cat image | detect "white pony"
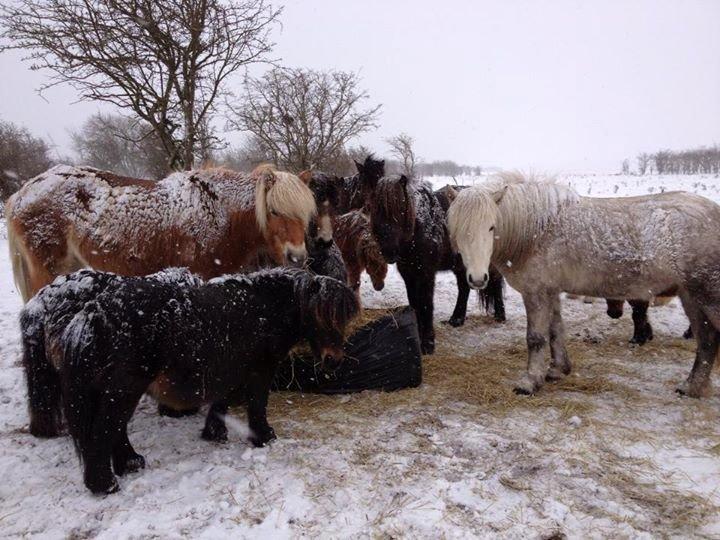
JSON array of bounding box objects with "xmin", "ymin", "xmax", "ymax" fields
[{"xmin": 448, "ymin": 172, "xmax": 720, "ymax": 397}]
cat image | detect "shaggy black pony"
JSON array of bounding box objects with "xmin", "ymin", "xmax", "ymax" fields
[
  {"xmin": 365, "ymin": 175, "xmax": 505, "ymax": 354},
  {"xmin": 20, "ymin": 267, "xmax": 358, "ymax": 494}
]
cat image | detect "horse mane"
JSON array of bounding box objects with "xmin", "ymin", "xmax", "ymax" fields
[
  {"xmin": 291, "ymin": 271, "xmax": 359, "ymax": 333},
  {"xmin": 253, "ymin": 164, "xmax": 316, "ymax": 232},
  {"xmin": 449, "ymin": 171, "xmax": 579, "ymax": 262},
  {"xmin": 356, "ymin": 154, "xmax": 385, "ymax": 181},
  {"xmin": 371, "ymin": 175, "xmax": 417, "ymax": 235}
]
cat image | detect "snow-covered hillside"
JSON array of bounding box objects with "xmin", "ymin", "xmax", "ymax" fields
[{"xmin": 1, "ymin": 174, "xmax": 719, "ymax": 538}]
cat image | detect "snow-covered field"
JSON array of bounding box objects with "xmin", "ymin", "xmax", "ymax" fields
[{"xmin": 1, "ymin": 174, "xmax": 719, "ymax": 538}]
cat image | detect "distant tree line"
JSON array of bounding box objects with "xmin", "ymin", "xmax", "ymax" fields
[{"xmin": 629, "ymin": 146, "xmax": 720, "ymax": 175}]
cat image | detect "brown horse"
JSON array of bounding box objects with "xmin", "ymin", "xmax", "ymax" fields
[
  {"xmin": 5, "ymin": 164, "xmax": 316, "ymax": 301},
  {"xmin": 333, "ymin": 209, "xmax": 388, "ymax": 303}
]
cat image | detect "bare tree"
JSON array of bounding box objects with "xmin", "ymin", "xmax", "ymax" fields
[
  {"xmin": 1, "ymin": 0, "xmax": 281, "ymax": 171},
  {"xmin": 621, "ymin": 158, "xmax": 630, "ymax": 175},
  {"xmin": 227, "ymin": 68, "xmax": 381, "ymax": 172},
  {"xmin": 72, "ymin": 113, "xmax": 169, "ymax": 180},
  {"xmin": 636, "ymin": 152, "xmax": 650, "ymax": 176},
  {"xmin": 386, "ymin": 133, "xmax": 417, "ymax": 176},
  {"xmin": 0, "ymin": 120, "xmax": 54, "ymax": 202}
]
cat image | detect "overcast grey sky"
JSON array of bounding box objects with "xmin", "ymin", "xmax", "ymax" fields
[{"xmin": 1, "ymin": 0, "xmax": 718, "ymax": 172}]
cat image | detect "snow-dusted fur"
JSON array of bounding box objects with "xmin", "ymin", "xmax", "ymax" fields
[
  {"xmin": 366, "ymin": 174, "xmax": 505, "ymax": 354},
  {"xmin": 448, "ymin": 172, "xmax": 720, "ymax": 396},
  {"xmin": 333, "ymin": 209, "xmax": 388, "ymax": 304},
  {"xmin": 5, "ymin": 164, "xmax": 316, "ymax": 301},
  {"xmin": 20, "ymin": 267, "xmax": 358, "ymax": 494}
]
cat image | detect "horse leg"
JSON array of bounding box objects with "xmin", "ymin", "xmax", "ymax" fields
[
  {"xmin": 112, "ymin": 424, "xmax": 145, "ymax": 476},
  {"xmin": 547, "ymin": 294, "xmax": 571, "ymax": 381},
  {"xmin": 83, "ymin": 386, "xmax": 144, "ymax": 494},
  {"xmin": 447, "ymin": 265, "xmax": 469, "ymax": 327},
  {"xmin": 246, "ymin": 367, "xmax": 276, "ymax": 447},
  {"xmin": 515, "ymin": 291, "xmax": 553, "ymax": 395},
  {"xmin": 606, "ymin": 299, "xmax": 624, "ymax": 319},
  {"xmin": 201, "ymin": 401, "xmax": 229, "ymax": 442},
  {"xmin": 415, "ymin": 273, "xmax": 437, "ymax": 354},
  {"xmin": 628, "ymin": 299, "xmax": 653, "ymax": 345},
  {"xmin": 488, "ymin": 267, "xmax": 506, "ymax": 322},
  {"xmin": 677, "ymin": 294, "xmax": 717, "ymax": 398},
  {"xmin": 398, "ymin": 262, "xmax": 434, "ymax": 354}
]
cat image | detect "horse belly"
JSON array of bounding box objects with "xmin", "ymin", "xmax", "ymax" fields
[{"xmin": 146, "ymin": 371, "xmax": 236, "ymax": 409}]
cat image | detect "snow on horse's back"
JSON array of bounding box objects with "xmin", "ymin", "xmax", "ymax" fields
[
  {"xmin": 4, "ymin": 164, "xmax": 316, "ymax": 301},
  {"xmin": 448, "ymin": 171, "xmax": 720, "ymax": 397}
]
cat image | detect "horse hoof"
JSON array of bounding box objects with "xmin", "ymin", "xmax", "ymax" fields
[
  {"xmin": 629, "ymin": 337, "xmax": 647, "ymax": 346},
  {"xmin": 115, "ymin": 453, "xmax": 146, "ymax": 476},
  {"xmin": 676, "ymin": 381, "xmax": 710, "ymax": 399},
  {"xmin": 420, "ymin": 342, "xmax": 435, "ymax": 355},
  {"xmin": 514, "ymin": 375, "xmax": 540, "ymax": 395},
  {"xmin": 445, "ymin": 317, "xmax": 465, "ymax": 327},
  {"xmin": 250, "ymin": 428, "xmax": 276, "ymax": 448},
  {"xmin": 88, "ymin": 476, "xmax": 120, "ymax": 496},
  {"xmin": 201, "ymin": 424, "xmax": 228, "ymax": 443},
  {"xmin": 29, "ymin": 417, "xmax": 63, "ymax": 438},
  {"xmin": 494, "ymin": 313, "xmax": 507, "ymax": 323},
  {"xmin": 683, "ymin": 327, "xmax": 693, "ymax": 340},
  {"xmin": 545, "ymin": 368, "xmax": 568, "ymax": 382}
]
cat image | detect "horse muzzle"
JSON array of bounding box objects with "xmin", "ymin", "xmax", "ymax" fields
[
  {"xmin": 467, "ymin": 272, "xmax": 489, "ymax": 290},
  {"xmin": 320, "ymin": 348, "xmax": 344, "ymax": 371},
  {"xmin": 314, "ymin": 237, "xmax": 334, "ymax": 250},
  {"xmin": 285, "ymin": 247, "xmax": 307, "ymax": 267}
]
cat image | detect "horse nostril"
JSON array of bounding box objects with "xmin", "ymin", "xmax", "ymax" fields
[{"xmin": 482, "ymin": 273, "xmax": 489, "ymax": 284}]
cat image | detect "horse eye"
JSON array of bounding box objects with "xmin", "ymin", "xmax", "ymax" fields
[
  {"xmin": 270, "ymin": 210, "xmax": 279, "ymax": 217},
  {"xmin": 489, "ymin": 226, "xmax": 495, "ymax": 232}
]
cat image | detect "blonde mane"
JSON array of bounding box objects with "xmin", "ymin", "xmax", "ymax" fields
[
  {"xmin": 449, "ymin": 171, "xmax": 579, "ymax": 262},
  {"xmin": 253, "ymin": 164, "xmax": 316, "ymax": 232}
]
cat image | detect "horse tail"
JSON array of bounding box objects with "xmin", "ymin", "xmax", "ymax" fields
[
  {"xmin": 478, "ymin": 268, "xmax": 506, "ymax": 321},
  {"xmin": 6, "ymin": 209, "xmax": 32, "ymax": 303},
  {"xmin": 20, "ymin": 299, "xmax": 63, "ymax": 437},
  {"xmin": 61, "ymin": 304, "xmax": 105, "ymax": 458}
]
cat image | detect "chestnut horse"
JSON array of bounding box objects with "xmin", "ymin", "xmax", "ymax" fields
[
  {"xmin": 5, "ymin": 164, "xmax": 316, "ymax": 301},
  {"xmin": 333, "ymin": 209, "xmax": 388, "ymax": 302}
]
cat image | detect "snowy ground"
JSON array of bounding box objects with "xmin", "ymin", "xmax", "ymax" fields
[{"xmin": 1, "ymin": 174, "xmax": 720, "ymax": 538}]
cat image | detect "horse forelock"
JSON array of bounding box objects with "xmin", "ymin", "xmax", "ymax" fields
[
  {"xmin": 254, "ymin": 166, "xmax": 317, "ymax": 233},
  {"xmin": 451, "ymin": 172, "xmax": 579, "ymax": 261},
  {"xmin": 293, "ymin": 273, "xmax": 358, "ymax": 333}
]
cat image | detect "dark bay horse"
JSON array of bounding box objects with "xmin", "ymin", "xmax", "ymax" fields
[
  {"xmin": 21, "ymin": 267, "xmax": 358, "ymax": 494},
  {"xmin": 6, "ymin": 164, "xmax": 316, "ymax": 301},
  {"xmin": 366, "ymin": 175, "xmax": 505, "ymax": 354}
]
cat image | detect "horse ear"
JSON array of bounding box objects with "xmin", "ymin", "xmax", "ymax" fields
[
  {"xmin": 493, "ymin": 185, "xmax": 509, "ymax": 204},
  {"xmin": 299, "ymin": 170, "xmax": 312, "ymax": 185},
  {"xmin": 355, "ymin": 160, "xmax": 364, "ymax": 173},
  {"xmin": 399, "ymin": 175, "xmax": 409, "ymax": 189}
]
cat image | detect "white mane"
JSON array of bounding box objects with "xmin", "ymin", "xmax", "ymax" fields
[
  {"xmin": 253, "ymin": 165, "xmax": 317, "ymax": 233},
  {"xmin": 449, "ymin": 171, "xmax": 579, "ymax": 262}
]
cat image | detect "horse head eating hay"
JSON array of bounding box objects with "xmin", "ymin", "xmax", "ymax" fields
[
  {"xmin": 5, "ymin": 163, "xmax": 316, "ymax": 301},
  {"xmin": 20, "ymin": 267, "xmax": 359, "ymax": 494},
  {"xmin": 448, "ymin": 171, "xmax": 720, "ymax": 397},
  {"xmin": 365, "ymin": 174, "xmax": 505, "ymax": 355}
]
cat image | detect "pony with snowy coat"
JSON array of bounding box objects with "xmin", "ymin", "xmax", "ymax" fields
[
  {"xmin": 366, "ymin": 174, "xmax": 505, "ymax": 354},
  {"xmin": 20, "ymin": 267, "xmax": 358, "ymax": 494},
  {"xmin": 5, "ymin": 164, "xmax": 316, "ymax": 301},
  {"xmin": 448, "ymin": 172, "xmax": 720, "ymax": 397}
]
